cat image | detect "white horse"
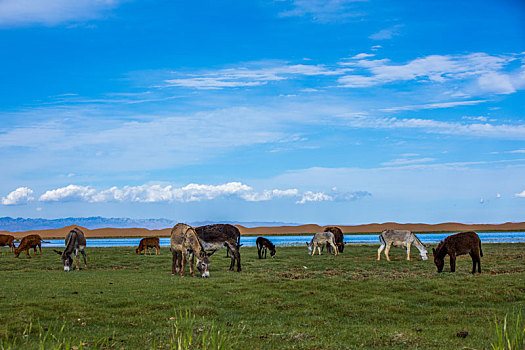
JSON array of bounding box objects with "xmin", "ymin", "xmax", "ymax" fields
[
  {"xmin": 377, "ymin": 230, "xmax": 428, "ymax": 261},
  {"xmin": 308, "ymin": 232, "xmax": 338, "ymax": 256}
]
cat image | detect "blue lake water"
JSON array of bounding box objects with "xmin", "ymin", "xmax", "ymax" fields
[{"xmin": 41, "ymin": 232, "xmax": 525, "ymax": 247}]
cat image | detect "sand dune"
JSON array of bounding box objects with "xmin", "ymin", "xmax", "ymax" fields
[{"xmin": 1, "ymin": 222, "xmax": 524, "ymax": 239}]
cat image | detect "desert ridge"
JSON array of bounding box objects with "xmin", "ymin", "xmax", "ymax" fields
[{"xmin": 1, "ymin": 222, "xmax": 525, "ymax": 239}]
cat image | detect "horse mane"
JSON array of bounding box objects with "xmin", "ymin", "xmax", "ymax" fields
[
  {"xmin": 434, "ymin": 240, "xmax": 445, "ymax": 255},
  {"xmin": 413, "ymin": 233, "xmax": 425, "ymax": 247}
]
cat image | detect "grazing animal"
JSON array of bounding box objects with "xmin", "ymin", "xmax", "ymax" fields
[
  {"xmin": 0, "ymin": 234, "xmax": 16, "ymax": 252},
  {"xmin": 170, "ymin": 223, "xmax": 210, "ymax": 277},
  {"xmin": 308, "ymin": 232, "xmax": 338, "ymax": 256},
  {"xmin": 14, "ymin": 234, "xmax": 46, "ymax": 258},
  {"xmin": 256, "ymin": 237, "xmax": 276, "ymax": 259},
  {"xmin": 377, "ymin": 229, "xmax": 428, "ymax": 261},
  {"xmin": 53, "ymin": 228, "xmax": 87, "ymax": 272},
  {"xmin": 433, "ymin": 231, "xmax": 483, "ymax": 274},
  {"xmin": 225, "ymin": 227, "xmax": 241, "ymax": 258},
  {"xmin": 195, "ymin": 224, "xmax": 242, "ymax": 272},
  {"xmin": 136, "ymin": 237, "xmax": 160, "ymax": 255},
  {"xmin": 324, "ymin": 226, "xmax": 345, "ymax": 253}
]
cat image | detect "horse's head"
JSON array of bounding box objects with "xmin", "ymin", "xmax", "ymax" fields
[
  {"xmin": 419, "ymin": 246, "xmax": 428, "ymax": 260},
  {"xmin": 307, "ymin": 242, "xmax": 313, "ymax": 255},
  {"xmin": 432, "ymin": 242, "xmax": 445, "ymax": 272},
  {"xmin": 135, "ymin": 247, "xmax": 141, "ymax": 254},
  {"xmin": 54, "ymin": 249, "xmax": 73, "ymax": 272},
  {"xmin": 269, "ymin": 245, "xmax": 276, "ymax": 258},
  {"xmin": 196, "ymin": 251, "xmax": 210, "ymax": 278}
]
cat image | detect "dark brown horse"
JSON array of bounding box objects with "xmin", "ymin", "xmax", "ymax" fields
[
  {"xmin": 433, "ymin": 231, "xmax": 483, "ymax": 274},
  {"xmin": 195, "ymin": 224, "xmax": 241, "ymax": 272},
  {"xmin": 324, "ymin": 226, "xmax": 345, "ymax": 253}
]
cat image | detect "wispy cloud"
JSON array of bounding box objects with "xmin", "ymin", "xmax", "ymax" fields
[
  {"xmin": 340, "ymin": 114, "xmax": 525, "ymax": 140},
  {"xmin": 163, "ymin": 62, "xmax": 350, "ymax": 90},
  {"xmin": 277, "ymin": 0, "xmax": 367, "ymax": 22},
  {"xmin": 1, "ymin": 187, "xmax": 34, "ymax": 205},
  {"xmin": 369, "ymin": 24, "xmax": 403, "ymax": 40},
  {"xmin": 381, "ymin": 157, "xmax": 435, "ymax": 166},
  {"xmin": 338, "ymin": 53, "xmax": 522, "ymax": 95},
  {"xmin": 379, "ymin": 100, "xmax": 487, "ymax": 112},
  {"xmin": 0, "ymin": 0, "xmax": 124, "ymax": 27},
  {"xmin": 35, "ymin": 182, "xmax": 368, "ymax": 204}
]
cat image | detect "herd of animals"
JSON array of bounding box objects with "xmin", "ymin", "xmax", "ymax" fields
[{"xmin": 0, "ymin": 224, "xmax": 484, "ymax": 276}]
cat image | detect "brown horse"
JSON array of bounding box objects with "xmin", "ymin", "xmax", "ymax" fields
[
  {"xmin": 433, "ymin": 231, "xmax": 483, "ymax": 274},
  {"xmin": 0, "ymin": 234, "xmax": 16, "ymax": 253},
  {"xmin": 136, "ymin": 237, "xmax": 160, "ymax": 255},
  {"xmin": 14, "ymin": 234, "xmax": 46, "ymax": 258}
]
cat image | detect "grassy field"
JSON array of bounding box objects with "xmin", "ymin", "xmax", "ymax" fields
[{"xmin": 0, "ymin": 244, "xmax": 523, "ymax": 349}]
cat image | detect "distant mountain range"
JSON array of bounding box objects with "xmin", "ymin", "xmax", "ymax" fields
[{"xmin": 0, "ymin": 217, "xmax": 299, "ymax": 232}]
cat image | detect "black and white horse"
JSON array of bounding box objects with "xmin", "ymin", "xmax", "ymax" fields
[{"xmin": 54, "ymin": 227, "xmax": 87, "ymax": 271}]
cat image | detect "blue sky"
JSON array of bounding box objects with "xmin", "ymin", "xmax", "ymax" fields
[{"xmin": 0, "ymin": 0, "xmax": 524, "ymax": 224}]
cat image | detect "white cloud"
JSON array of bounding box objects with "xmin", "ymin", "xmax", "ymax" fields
[
  {"xmin": 514, "ymin": 190, "xmax": 525, "ymax": 198},
  {"xmin": 296, "ymin": 191, "xmax": 333, "ymax": 204},
  {"xmin": 1, "ymin": 187, "xmax": 34, "ymax": 205},
  {"xmin": 351, "ymin": 53, "xmax": 375, "ymax": 59},
  {"xmin": 369, "ymin": 25, "xmax": 403, "ymax": 40},
  {"xmin": 0, "ymin": 0, "xmax": 123, "ymax": 27},
  {"xmin": 478, "ymin": 72, "xmax": 516, "ymax": 94},
  {"xmin": 39, "ymin": 185, "xmax": 96, "ymax": 202},
  {"xmin": 32, "ymin": 182, "xmax": 366, "ymax": 204},
  {"xmin": 338, "ymin": 53, "xmax": 518, "ymax": 91}
]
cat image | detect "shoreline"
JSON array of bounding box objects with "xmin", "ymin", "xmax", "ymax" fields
[{"xmin": 1, "ymin": 222, "xmax": 525, "ymax": 239}]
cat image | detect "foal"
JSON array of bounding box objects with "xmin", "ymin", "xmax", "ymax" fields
[{"xmin": 256, "ymin": 237, "xmax": 276, "ymax": 259}]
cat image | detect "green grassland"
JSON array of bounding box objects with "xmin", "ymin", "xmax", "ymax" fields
[{"xmin": 0, "ymin": 244, "xmax": 523, "ymax": 349}]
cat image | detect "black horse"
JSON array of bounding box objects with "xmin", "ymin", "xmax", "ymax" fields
[{"xmin": 256, "ymin": 237, "xmax": 276, "ymax": 259}]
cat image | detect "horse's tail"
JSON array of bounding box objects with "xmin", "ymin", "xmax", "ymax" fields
[
  {"xmin": 479, "ymin": 240, "xmax": 483, "ymax": 257},
  {"xmin": 236, "ymin": 228, "xmax": 241, "ymax": 249}
]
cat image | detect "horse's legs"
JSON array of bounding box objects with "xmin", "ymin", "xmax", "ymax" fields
[
  {"xmin": 377, "ymin": 243, "xmax": 385, "ymax": 260},
  {"xmin": 171, "ymin": 251, "xmax": 177, "ymax": 275},
  {"xmin": 264, "ymin": 247, "xmax": 267, "ymax": 259},
  {"xmin": 330, "ymin": 241, "xmax": 338, "ymax": 255},
  {"xmin": 75, "ymin": 251, "xmax": 80, "ymax": 270},
  {"xmin": 81, "ymin": 249, "xmax": 87, "ymax": 268},
  {"xmin": 233, "ymin": 245, "xmax": 242, "ymax": 272},
  {"xmin": 406, "ymin": 244, "xmax": 411, "ymax": 261},
  {"xmin": 180, "ymin": 250, "xmax": 187, "ymax": 276},
  {"xmin": 449, "ymin": 253, "xmax": 456, "ymax": 272},
  {"xmin": 477, "ymin": 252, "xmax": 482, "ymax": 273},
  {"xmin": 226, "ymin": 242, "xmax": 241, "ymax": 272},
  {"xmin": 385, "ymin": 243, "xmax": 392, "ymax": 261},
  {"xmin": 469, "ymin": 252, "xmax": 476, "ymax": 274},
  {"xmin": 189, "ymin": 253, "xmax": 195, "ymax": 277},
  {"xmin": 257, "ymin": 244, "xmax": 262, "ymax": 259}
]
